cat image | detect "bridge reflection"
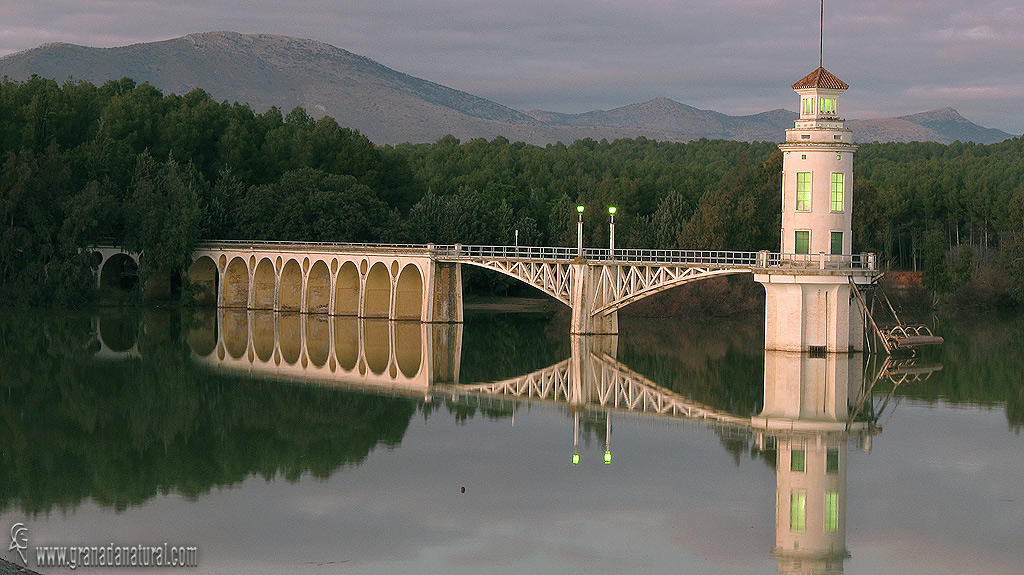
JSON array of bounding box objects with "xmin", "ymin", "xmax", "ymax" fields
[
  {"xmin": 182, "ymin": 309, "xmax": 936, "ymax": 575},
  {"xmin": 188, "ymin": 309, "xmax": 461, "ymax": 393}
]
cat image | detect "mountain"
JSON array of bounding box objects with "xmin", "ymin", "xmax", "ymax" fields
[{"xmin": 0, "ymin": 32, "xmax": 1014, "ymax": 145}]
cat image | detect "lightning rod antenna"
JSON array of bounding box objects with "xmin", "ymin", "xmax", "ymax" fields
[{"xmin": 819, "ymin": 0, "xmax": 824, "ymax": 68}]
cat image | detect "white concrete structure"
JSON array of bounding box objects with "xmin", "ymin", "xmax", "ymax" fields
[{"xmin": 756, "ymin": 67, "xmax": 875, "ymax": 353}]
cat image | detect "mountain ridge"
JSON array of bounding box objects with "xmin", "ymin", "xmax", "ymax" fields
[{"xmin": 0, "ymin": 31, "xmax": 1014, "ymax": 145}]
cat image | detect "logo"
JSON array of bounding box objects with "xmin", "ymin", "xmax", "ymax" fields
[{"xmin": 9, "ymin": 523, "xmax": 27, "ymax": 565}]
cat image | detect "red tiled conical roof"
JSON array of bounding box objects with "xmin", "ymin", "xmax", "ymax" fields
[{"xmin": 792, "ymin": 67, "xmax": 849, "ymax": 90}]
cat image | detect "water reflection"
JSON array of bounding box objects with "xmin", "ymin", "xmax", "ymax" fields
[
  {"xmin": 188, "ymin": 308, "xmax": 462, "ymax": 393},
  {"xmin": 0, "ymin": 307, "xmax": 978, "ymax": 573}
]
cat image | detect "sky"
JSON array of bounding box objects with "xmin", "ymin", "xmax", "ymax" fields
[{"xmin": 2, "ymin": 1, "xmax": 1023, "ymax": 134}]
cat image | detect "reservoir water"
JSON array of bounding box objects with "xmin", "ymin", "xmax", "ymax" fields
[{"xmin": 1, "ymin": 306, "xmax": 1021, "ymax": 574}]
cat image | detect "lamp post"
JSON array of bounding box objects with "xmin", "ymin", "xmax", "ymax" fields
[
  {"xmin": 514, "ymin": 229, "xmax": 519, "ymax": 250},
  {"xmin": 608, "ymin": 206, "xmax": 617, "ymax": 259},
  {"xmin": 576, "ymin": 205, "xmax": 585, "ymax": 257}
]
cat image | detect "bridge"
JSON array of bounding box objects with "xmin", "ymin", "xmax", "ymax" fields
[{"xmin": 172, "ymin": 241, "xmax": 876, "ymax": 342}]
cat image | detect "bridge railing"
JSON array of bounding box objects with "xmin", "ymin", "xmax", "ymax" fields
[
  {"xmin": 433, "ymin": 244, "xmax": 761, "ymax": 266},
  {"xmin": 765, "ymin": 252, "xmax": 875, "ymax": 271}
]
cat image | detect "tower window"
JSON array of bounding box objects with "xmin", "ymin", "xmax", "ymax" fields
[
  {"xmin": 796, "ymin": 172, "xmax": 811, "ymax": 211},
  {"xmin": 831, "ymin": 173, "xmax": 844, "ymax": 211},
  {"xmin": 790, "ymin": 490, "xmax": 807, "ymax": 532},
  {"xmin": 820, "ymin": 97, "xmax": 836, "ymax": 114},
  {"xmin": 801, "ymin": 154, "xmax": 807, "ymax": 160},
  {"xmin": 826, "ymin": 449, "xmax": 839, "ymax": 473},
  {"xmin": 802, "ymin": 97, "xmax": 814, "ymax": 115},
  {"xmin": 801, "ymin": 134, "xmax": 811, "ymax": 139},
  {"xmin": 831, "ymin": 231, "xmax": 843, "ymax": 255},
  {"xmin": 825, "ymin": 491, "xmax": 839, "ymax": 532},
  {"xmin": 795, "ymin": 231, "xmax": 810, "ymax": 255},
  {"xmin": 791, "ymin": 449, "xmax": 806, "ymax": 472},
  {"xmin": 834, "ymin": 135, "xmax": 842, "ymax": 141}
]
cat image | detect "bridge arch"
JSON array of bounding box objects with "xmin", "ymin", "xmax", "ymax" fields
[
  {"xmin": 99, "ymin": 253, "xmax": 140, "ymax": 292},
  {"xmin": 223, "ymin": 257, "xmax": 249, "ymax": 307},
  {"xmin": 252, "ymin": 258, "xmax": 276, "ymax": 309},
  {"xmin": 279, "ymin": 259, "xmax": 302, "ymax": 311},
  {"xmin": 188, "ymin": 256, "xmax": 218, "ymax": 305},
  {"xmin": 593, "ymin": 268, "xmax": 752, "ymax": 315},
  {"xmin": 306, "ymin": 260, "xmax": 331, "ymax": 313},
  {"xmin": 394, "ymin": 264, "xmax": 423, "ymax": 320},
  {"xmin": 334, "ymin": 261, "xmax": 360, "ymax": 316},
  {"xmin": 364, "ymin": 262, "xmax": 391, "ymax": 318}
]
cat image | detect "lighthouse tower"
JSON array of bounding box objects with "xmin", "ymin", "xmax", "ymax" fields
[
  {"xmin": 754, "ymin": 65, "xmax": 874, "ymax": 354},
  {"xmin": 780, "ymin": 67, "xmax": 856, "ymax": 256}
]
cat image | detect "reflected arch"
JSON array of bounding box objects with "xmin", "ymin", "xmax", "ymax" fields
[
  {"xmin": 394, "ymin": 264, "xmax": 423, "ymax": 320},
  {"xmin": 253, "ymin": 258, "xmax": 276, "ymax": 309},
  {"xmin": 334, "ymin": 317, "xmax": 359, "ymax": 371},
  {"xmin": 394, "ymin": 322, "xmax": 423, "ymax": 378},
  {"xmin": 306, "ymin": 260, "xmax": 331, "ymax": 314},
  {"xmin": 188, "ymin": 256, "xmax": 218, "ymax": 305},
  {"xmin": 305, "ymin": 314, "xmax": 330, "ymax": 367},
  {"xmin": 364, "ymin": 262, "xmax": 391, "ymax": 318},
  {"xmin": 223, "ymin": 257, "xmax": 249, "ymax": 307},
  {"xmin": 99, "ymin": 314, "xmax": 139, "ymax": 352},
  {"xmin": 223, "ymin": 309, "xmax": 249, "ymax": 359},
  {"xmin": 279, "ymin": 313, "xmax": 302, "ymax": 365},
  {"xmin": 279, "ymin": 259, "xmax": 302, "ymax": 311},
  {"xmin": 334, "ymin": 261, "xmax": 359, "ymax": 316},
  {"xmin": 363, "ymin": 320, "xmax": 390, "ymax": 375},
  {"xmin": 252, "ymin": 311, "xmax": 276, "ymax": 362},
  {"xmin": 100, "ymin": 253, "xmax": 139, "ymax": 292}
]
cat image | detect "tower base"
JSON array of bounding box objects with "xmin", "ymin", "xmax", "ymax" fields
[{"xmin": 755, "ymin": 272, "xmax": 869, "ymax": 354}]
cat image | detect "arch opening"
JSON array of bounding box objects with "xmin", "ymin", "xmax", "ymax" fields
[
  {"xmin": 223, "ymin": 257, "xmax": 250, "ymax": 307},
  {"xmin": 279, "ymin": 259, "xmax": 302, "ymax": 311},
  {"xmin": 334, "ymin": 261, "xmax": 360, "ymax": 316},
  {"xmin": 253, "ymin": 258, "xmax": 276, "ymax": 309},
  {"xmin": 394, "ymin": 264, "xmax": 424, "ymax": 320},
  {"xmin": 188, "ymin": 256, "xmax": 218, "ymax": 305},
  {"xmin": 364, "ymin": 262, "xmax": 391, "ymax": 318},
  {"xmin": 306, "ymin": 260, "xmax": 331, "ymax": 314},
  {"xmin": 100, "ymin": 253, "xmax": 140, "ymax": 292}
]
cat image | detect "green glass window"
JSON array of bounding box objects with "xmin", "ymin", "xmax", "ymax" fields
[
  {"xmin": 831, "ymin": 232, "xmax": 843, "ymax": 255},
  {"xmin": 795, "ymin": 231, "xmax": 810, "ymax": 255},
  {"xmin": 831, "ymin": 173, "xmax": 844, "ymax": 211},
  {"xmin": 791, "ymin": 449, "xmax": 806, "ymax": 472},
  {"xmin": 796, "ymin": 172, "xmax": 811, "ymax": 211},
  {"xmin": 790, "ymin": 490, "xmax": 806, "ymax": 532},
  {"xmin": 826, "ymin": 449, "xmax": 839, "ymax": 474},
  {"xmin": 825, "ymin": 491, "xmax": 839, "ymax": 532},
  {"xmin": 802, "ymin": 98, "xmax": 813, "ymax": 114},
  {"xmin": 820, "ymin": 97, "xmax": 836, "ymax": 114}
]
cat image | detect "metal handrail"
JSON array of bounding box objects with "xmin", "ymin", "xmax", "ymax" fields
[{"xmin": 192, "ymin": 240, "xmax": 876, "ymax": 272}]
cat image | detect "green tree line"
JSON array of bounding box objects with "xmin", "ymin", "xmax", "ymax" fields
[{"xmin": 2, "ymin": 76, "xmax": 1023, "ymax": 305}]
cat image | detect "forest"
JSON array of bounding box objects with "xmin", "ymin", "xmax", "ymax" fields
[{"xmin": 1, "ymin": 75, "xmax": 1023, "ymax": 306}]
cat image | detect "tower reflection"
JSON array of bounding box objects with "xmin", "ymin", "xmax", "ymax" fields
[{"xmin": 754, "ymin": 352, "xmax": 870, "ymax": 575}]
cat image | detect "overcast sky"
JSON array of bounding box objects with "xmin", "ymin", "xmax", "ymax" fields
[{"xmin": 2, "ymin": 1, "xmax": 1023, "ymax": 134}]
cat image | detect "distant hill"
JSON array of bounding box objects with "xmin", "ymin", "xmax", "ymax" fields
[{"xmin": 0, "ymin": 32, "xmax": 1015, "ymax": 145}]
